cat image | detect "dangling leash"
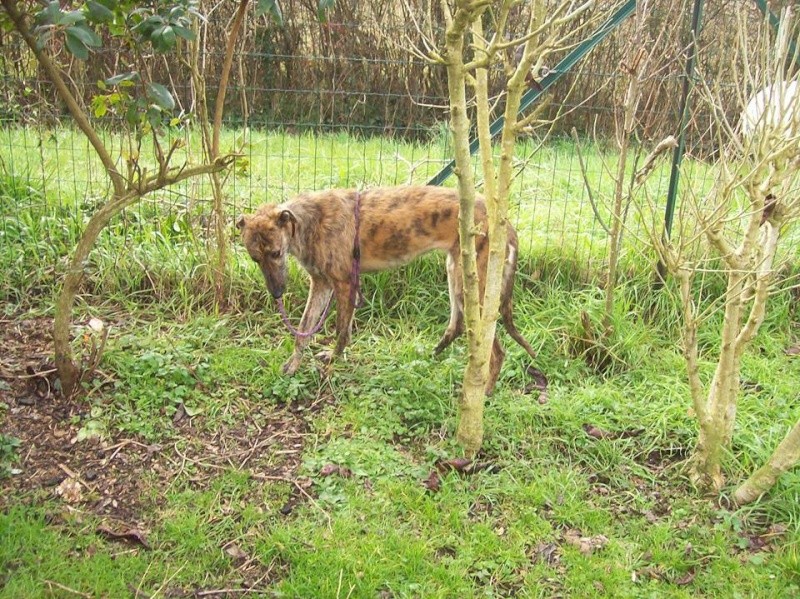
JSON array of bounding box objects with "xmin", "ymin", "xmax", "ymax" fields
[{"xmin": 275, "ymin": 190, "xmax": 362, "ymax": 338}]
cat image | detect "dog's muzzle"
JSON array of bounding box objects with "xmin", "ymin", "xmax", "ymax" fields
[{"xmin": 259, "ymin": 264, "xmax": 284, "ymax": 299}]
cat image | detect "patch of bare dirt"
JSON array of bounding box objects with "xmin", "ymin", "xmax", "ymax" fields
[{"xmin": 0, "ymin": 317, "xmax": 316, "ymax": 526}]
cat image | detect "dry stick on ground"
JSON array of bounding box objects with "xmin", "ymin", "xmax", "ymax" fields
[{"xmin": 44, "ymin": 580, "xmax": 91, "ymax": 599}]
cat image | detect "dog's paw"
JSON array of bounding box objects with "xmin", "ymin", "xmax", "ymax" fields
[
  {"xmin": 281, "ymin": 358, "xmax": 300, "ymax": 376},
  {"xmin": 315, "ymin": 350, "xmax": 334, "ymax": 365}
]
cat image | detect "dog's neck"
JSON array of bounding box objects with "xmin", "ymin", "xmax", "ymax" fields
[{"xmin": 282, "ymin": 200, "xmax": 320, "ymax": 265}]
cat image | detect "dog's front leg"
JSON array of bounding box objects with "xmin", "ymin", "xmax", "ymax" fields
[
  {"xmin": 316, "ymin": 279, "xmax": 356, "ymax": 367},
  {"xmin": 281, "ymin": 278, "xmax": 333, "ymax": 375}
]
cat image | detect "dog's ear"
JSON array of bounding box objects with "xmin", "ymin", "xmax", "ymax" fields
[
  {"xmin": 235, "ymin": 215, "xmax": 247, "ymax": 231},
  {"xmin": 278, "ymin": 209, "xmax": 297, "ymax": 238}
]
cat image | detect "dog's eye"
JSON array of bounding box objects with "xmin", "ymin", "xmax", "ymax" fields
[{"xmin": 270, "ymin": 250, "xmax": 282, "ymax": 259}]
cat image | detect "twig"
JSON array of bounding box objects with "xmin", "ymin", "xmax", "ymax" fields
[
  {"xmin": 571, "ymin": 127, "xmax": 610, "ymax": 235},
  {"xmin": 0, "ymin": 365, "xmax": 57, "ymax": 379},
  {"xmin": 173, "ymin": 442, "xmax": 228, "ymax": 471},
  {"xmin": 58, "ymin": 463, "xmax": 96, "ymax": 494},
  {"xmin": 237, "ymin": 431, "xmax": 284, "ymax": 469},
  {"xmin": 44, "ymin": 580, "xmax": 91, "ymax": 598},
  {"xmin": 196, "ymin": 589, "xmax": 271, "ymax": 597}
]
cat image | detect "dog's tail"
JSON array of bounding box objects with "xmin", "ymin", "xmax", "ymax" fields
[{"xmin": 500, "ymin": 235, "xmax": 537, "ymax": 361}]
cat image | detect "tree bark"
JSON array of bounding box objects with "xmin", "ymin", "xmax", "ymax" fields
[
  {"xmin": 689, "ymin": 269, "xmax": 745, "ymax": 492},
  {"xmin": 443, "ymin": 1, "xmax": 489, "ymax": 455},
  {"xmin": 734, "ymin": 418, "xmax": 800, "ymax": 505}
]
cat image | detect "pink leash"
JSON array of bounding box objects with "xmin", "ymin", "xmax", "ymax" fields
[{"xmin": 276, "ymin": 191, "xmax": 362, "ymax": 338}]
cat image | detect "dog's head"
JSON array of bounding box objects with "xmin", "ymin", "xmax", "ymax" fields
[{"xmin": 236, "ymin": 206, "xmax": 297, "ymax": 299}]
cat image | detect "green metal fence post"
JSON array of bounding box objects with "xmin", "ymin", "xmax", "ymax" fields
[
  {"xmin": 655, "ymin": 0, "xmax": 704, "ymax": 286},
  {"xmin": 661, "ymin": 0, "xmax": 704, "ymax": 243}
]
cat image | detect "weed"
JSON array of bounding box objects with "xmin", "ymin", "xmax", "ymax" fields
[{"xmin": 0, "ymin": 433, "xmax": 21, "ymax": 478}]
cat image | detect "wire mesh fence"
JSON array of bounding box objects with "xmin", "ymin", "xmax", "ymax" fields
[{"xmin": 0, "ymin": 0, "xmax": 797, "ymax": 302}]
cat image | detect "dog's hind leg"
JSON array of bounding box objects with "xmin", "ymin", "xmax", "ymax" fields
[
  {"xmin": 282, "ymin": 278, "xmax": 333, "ymax": 375},
  {"xmin": 434, "ymin": 249, "xmax": 464, "ymax": 355},
  {"xmin": 486, "ymin": 336, "xmax": 506, "ymax": 396},
  {"xmin": 499, "ymin": 238, "xmax": 537, "ymax": 361}
]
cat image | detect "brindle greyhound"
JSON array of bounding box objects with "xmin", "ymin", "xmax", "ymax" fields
[{"xmin": 237, "ymin": 185, "xmax": 536, "ymax": 394}]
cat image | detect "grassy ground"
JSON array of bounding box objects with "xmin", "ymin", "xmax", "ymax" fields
[{"xmin": 1, "ymin": 129, "xmax": 800, "ymax": 597}]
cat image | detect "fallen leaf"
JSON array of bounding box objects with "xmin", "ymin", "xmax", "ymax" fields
[
  {"xmin": 741, "ymin": 380, "xmax": 763, "ymax": 393},
  {"xmin": 531, "ymin": 542, "xmax": 560, "ymax": 566},
  {"xmin": 583, "ymin": 424, "xmax": 613, "ymax": 440},
  {"xmin": 55, "ymin": 477, "xmax": 83, "ymax": 504},
  {"xmin": 182, "ymin": 404, "xmax": 203, "ymax": 417},
  {"xmin": 583, "ymin": 424, "xmax": 644, "ymax": 441},
  {"xmin": 786, "ymin": 344, "xmax": 800, "ymax": 356},
  {"xmin": 422, "ymin": 470, "xmax": 441, "ymax": 493},
  {"xmin": 437, "ymin": 457, "xmax": 473, "ymax": 473},
  {"xmin": 224, "ymin": 543, "xmax": 248, "ymax": 563},
  {"xmin": 96, "ymin": 525, "xmax": 150, "ymax": 549},
  {"xmin": 435, "ymin": 458, "xmax": 499, "ymax": 475},
  {"xmin": 172, "ymin": 403, "xmax": 187, "ymax": 424},
  {"xmin": 618, "ymin": 428, "xmax": 645, "ymax": 439},
  {"xmin": 319, "ymin": 463, "xmax": 340, "ymax": 477},
  {"xmin": 563, "ymin": 529, "xmax": 608, "ymax": 555},
  {"xmin": 674, "ymin": 569, "xmax": 696, "ymax": 586}
]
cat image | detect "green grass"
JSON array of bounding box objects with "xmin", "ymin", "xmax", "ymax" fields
[{"xmin": 2, "ymin": 128, "xmax": 800, "ymax": 596}]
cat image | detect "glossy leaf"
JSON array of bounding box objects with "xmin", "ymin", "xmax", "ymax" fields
[
  {"xmin": 59, "ymin": 10, "xmax": 85, "ymax": 26},
  {"xmin": 85, "ymin": 1, "xmax": 115, "ymax": 24},
  {"xmin": 152, "ymin": 24, "xmax": 177, "ymax": 51},
  {"xmin": 172, "ymin": 25, "xmax": 196, "ymax": 41},
  {"xmin": 66, "ymin": 24, "xmax": 101, "ymax": 48},
  {"xmin": 105, "ymin": 71, "xmax": 140, "ymax": 86},
  {"xmin": 64, "ymin": 30, "xmax": 89, "ymax": 60},
  {"xmin": 35, "ymin": 2, "xmax": 62, "ymax": 26},
  {"xmin": 146, "ymin": 82, "xmax": 175, "ymax": 111}
]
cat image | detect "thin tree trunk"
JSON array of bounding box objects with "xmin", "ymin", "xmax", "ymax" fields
[
  {"xmin": 209, "ymin": 0, "xmax": 250, "ymax": 309},
  {"xmin": 604, "ymin": 77, "xmax": 636, "ymax": 331},
  {"xmin": 443, "ymin": 2, "xmax": 489, "ymax": 455},
  {"xmin": 734, "ymin": 418, "xmax": 800, "ymax": 505},
  {"xmin": 690, "ymin": 270, "xmax": 745, "ymax": 491}
]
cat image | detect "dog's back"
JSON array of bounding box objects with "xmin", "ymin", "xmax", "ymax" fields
[{"xmin": 285, "ymin": 185, "xmax": 489, "ymax": 272}]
